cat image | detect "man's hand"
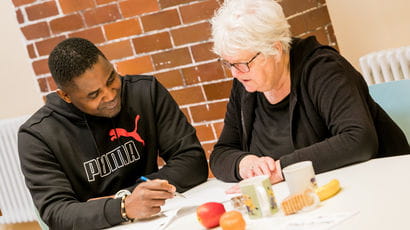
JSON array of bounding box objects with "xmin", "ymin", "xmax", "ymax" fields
[{"xmin": 124, "ymin": 179, "xmax": 175, "ymax": 220}]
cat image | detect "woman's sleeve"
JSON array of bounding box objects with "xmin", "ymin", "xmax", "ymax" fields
[{"xmin": 280, "ymin": 51, "xmax": 377, "ymax": 173}]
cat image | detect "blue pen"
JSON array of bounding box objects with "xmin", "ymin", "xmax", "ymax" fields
[{"xmin": 139, "ymin": 176, "xmax": 186, "ymax": 198}]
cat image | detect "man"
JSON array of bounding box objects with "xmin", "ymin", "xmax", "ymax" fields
[{"xmin": 18, "ymin": 38, "xmax": 208, "ymax": 229}]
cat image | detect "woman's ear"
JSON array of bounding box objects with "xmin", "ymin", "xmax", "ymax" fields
[
  {"xmin": 273, "ymin": 42, "xmax": 284, "ymax": 63},
  {"xmin": 56, "ymin": 89, "xmax": 72, "ymax": 103}
]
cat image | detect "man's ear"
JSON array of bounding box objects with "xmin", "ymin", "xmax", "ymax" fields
[{"xmin": 56, "ymin": 89, "xmax": 72, "ymax": 103}]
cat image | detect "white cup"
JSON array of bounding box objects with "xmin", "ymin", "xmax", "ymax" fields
[
  {"xmin": 239, "ymin": 175, "xmax": 278, "ymax": 219},
  {"xmin": 282, "ymin": 161, "xmax": 318, "ymax": 195}
]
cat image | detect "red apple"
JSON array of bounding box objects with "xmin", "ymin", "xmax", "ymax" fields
[{"xmin": 196, "ymin": 202, "xmax": 226, "ymax": 228}]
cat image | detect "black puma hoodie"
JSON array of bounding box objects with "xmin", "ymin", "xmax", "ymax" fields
[{"xmin": 18, "ymin": 75, "xmax": 208, "ymax": 229}]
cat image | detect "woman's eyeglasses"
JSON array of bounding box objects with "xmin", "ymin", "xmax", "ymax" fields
[{"xmin": 219, "ymin": 52, "xmax": 261, "ymax": 73}]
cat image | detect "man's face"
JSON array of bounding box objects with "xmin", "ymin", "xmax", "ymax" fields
[{"xmin": 58, "ymin": 56, "xmax": 122, "ymax": 118}]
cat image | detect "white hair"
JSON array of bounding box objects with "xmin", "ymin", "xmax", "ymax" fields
[{"xmin": 211, "ymin": 0, "xmax": 291, "ymax": 57}]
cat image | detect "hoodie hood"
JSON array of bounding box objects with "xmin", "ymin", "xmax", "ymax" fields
[
  {"xmin": 45, "ymin": 92, "xmax": 87, "ymax": 123},
  {"xmin": 289, "ymin": 36, "xmax": 338, "ymax": 89}
]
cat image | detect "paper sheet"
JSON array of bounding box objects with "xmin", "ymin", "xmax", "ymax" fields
[
  {"xmin": 282, "ymin": 211, "xmax": 359, "ymax": 230},
  {"xmin": 107, "ymin": 187, "xmax": 230, "ymax": 230},
  {"xmin": 161, "ymin": 187, "xmax": 230, "ymax": 212}
]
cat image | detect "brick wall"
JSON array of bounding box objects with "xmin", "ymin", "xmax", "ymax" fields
[{"xmin": 13, "ymin": 0, "xmax": 337, "ymax": 177}]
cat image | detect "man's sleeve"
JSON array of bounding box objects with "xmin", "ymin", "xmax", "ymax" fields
[
  {"xmin": 144, "ymin": 78, "xmax": 208, "ymax": 192},
  {"xmin": 18, "ymin": 130, "xmax": 123, "ymax": 230}
]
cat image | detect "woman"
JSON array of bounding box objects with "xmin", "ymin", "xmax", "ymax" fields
[{"xmin": 209, "ymin": 0, "xmax": 409, "ymax": 190}]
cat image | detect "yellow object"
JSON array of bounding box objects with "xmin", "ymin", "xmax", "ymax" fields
[{"xmin": 315, "ymin": 179, "xmax": 341, "ymax": 201}]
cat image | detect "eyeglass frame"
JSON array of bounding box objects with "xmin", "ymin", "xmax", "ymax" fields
[{"xmin": 219, "ymin": 52, "xmax": 261, "ymax": 73}]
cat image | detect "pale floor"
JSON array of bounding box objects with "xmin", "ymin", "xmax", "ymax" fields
[{"xmin": 0, "ymin": 222, "xmax": 41, "ymax": 230}]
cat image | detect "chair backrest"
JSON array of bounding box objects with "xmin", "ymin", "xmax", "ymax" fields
[{"xmin": 369, "ymin": 79, "xmax": 410, "ymax": 142}]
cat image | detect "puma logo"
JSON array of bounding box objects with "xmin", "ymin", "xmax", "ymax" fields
[{"xmin": 109, "ymin": 115, "xmax": 145, "ymax": 146}]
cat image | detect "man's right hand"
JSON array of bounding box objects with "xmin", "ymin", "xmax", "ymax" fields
[{"xmin": 124, "ymin": 179, "xmax": 176, "ymax": 220}]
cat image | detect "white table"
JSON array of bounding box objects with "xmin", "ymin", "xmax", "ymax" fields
[{"xmin": 109, "ymin": 155, "xmax": 410, "ymax": 230}]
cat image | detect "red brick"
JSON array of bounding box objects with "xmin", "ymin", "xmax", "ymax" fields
[
  {"xmin": 119, "ymin": 0, "xmax": 159, "ymax": 18},
  {"xmin": 190, "ymin": 101, "xmax": 228, "ymax": 123},
  {"xmin": 141, "ymin": 9, "xmax": 180, "ymax": 32},
  {"xmin": 213, "ymin": 121, "xmax": 224, "ymax": 138},
  {"xmin": 132, "ymin": 32, "xmax": 172, "ymax": 54},
  {"xmin": 182, "ymin": 62, "xmax": 224, "ymax": 85},
  {"xmin": 21, "ymin": 22, "xmax": 50, "ymax": 40},
  {"xmin": 180, "ymin": 0, "xmax": 220, "ymax": 23},
  {"xmin": 12, "ymin": 0, "xmax": 35, "ymax": 7},
  {"xmin": 327, "ymin": 25, "xmax": 338, "ymax": 45},
  {"xmin": 191, "ymin": 42, "xmax": 218, "ymax": 62},
  {"xmin": 16, "ymin": 9, "xmax": 24, "ymax": 24},
  {"xmin": 155, "ymin": 70, "xmax": 184, "ymax": 88},
  {"xmin": 104, "ymin": 19, "xmax": 142, "ymax": 40},
  {"xmin": 27, "ymin": 44, "xmax": 36, "ymax": 58},
  {"xmin": 202, "ymin": 142, "xmax": 215, "ymax": 159},
  {"xmin": 32, "ymin": 58, "xmax": 49, "ymax": 75},
  {"xmin": 35, "ymin": 36, "xmax": 66, "ymax": 57},
  {"xmin": 195, "ymin": 124, "xmax": 215, "ymax": 142},
  {"xmin": 304, "ymin": 6, "xmax": 330, "ymax": 31},
  {"xmin": 96, "ymin": 0, "xmax": 117, "ymax": 4},
  {"xmin": 159, "ymin": 0, "xmax": 195, "ymax": 9},
  {"xmin": 279, "ymin": 0, "xmax": 317, "ymax": 17},
  {"xmin": 50, "ymin": 14, "xmax": 84, "ymax": 34},
  {"xmin": 47, "ymin": 76, "xmax": 58, "ymax": 91},
  {"xmin": 99, "ymin": 40, "xmax": 134, "ymax": 60},
  {"xmin": 69, "ymin": 27, "xmax": 105, "ymax": 44},
  {"xmin": 203, "ymin": 80, "xmax": 232, "ymax": 101},
  {"xmin": 26, "ymin": 1, "xmax": 58, "ymax": 21},
  {"xmin": 115, "ymin": 56, "xmax": 153, "ymax": 75},
  {"xmin": 37, "ymin": 77, "xmax": 48, "ymax": 92},
  {"xmin": 169, "ymin": 86, "xmax": 205, "ymax": 106},
  {"xmin": 171, "ymin": 22, "xmax": 211, "ymax": 46},
  {"xmin": 84, "ymin": 4, "xmax": 121, "ymax": 27},
  {"xmin": 59, "ymin": 0, "xmax": 95, "ymax": 14},
  {"xmin": 152, "ymin": 48, "xmax": 191, "ymax": 70},
  {"xmin": 288, "ymin": 14, "xmax": 308, "ymax": 36},
  {"xmin": 223, "ymin": 64, "xmax": 233, "ymax": 78}
]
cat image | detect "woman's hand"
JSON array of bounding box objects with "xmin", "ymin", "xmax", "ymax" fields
[
  {"xmin": 269, "ymin": 160, "xmax": 283, "ymax": 184},
  {"xmin": 239, "ymin": 155, "xmax": 276, "ymax": 179},
  {"xmin": 239, "ymin": 155, "xmax": 284, "ymax": 184}
]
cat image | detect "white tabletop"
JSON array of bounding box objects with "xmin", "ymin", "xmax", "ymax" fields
[{"xmin": 109, "ymin": 155, "xmax": 410, "ymax": 230}]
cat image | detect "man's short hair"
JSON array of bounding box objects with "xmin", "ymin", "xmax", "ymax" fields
[{"xmin": 48, "ymin": 37, "xmax": 106, "ymax": 89}]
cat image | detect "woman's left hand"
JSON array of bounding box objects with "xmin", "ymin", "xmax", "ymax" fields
[
  {"xmin": 225, "ymin": 159, "xmax": 284, "ymax": 194},
  {"xmin": 239, "ymin": 155, "xmax": 276, "ymax": 179}
]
